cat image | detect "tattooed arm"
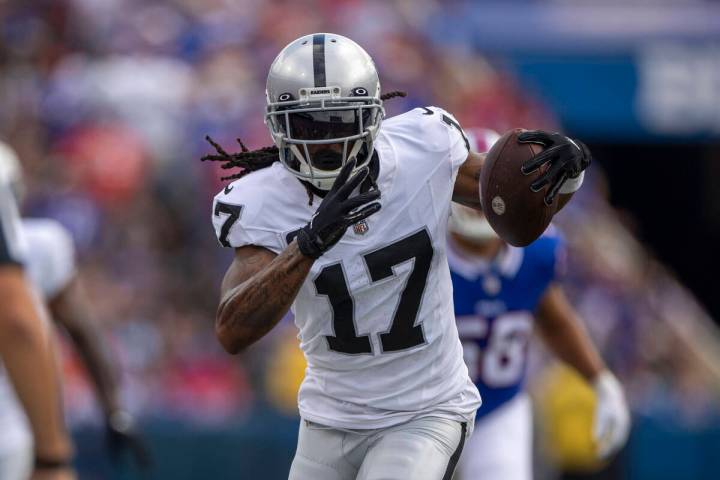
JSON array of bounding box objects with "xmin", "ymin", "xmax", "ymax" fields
[{"xmin": 216, "ymin": 241, "xmax": 314, "ymax": 354}]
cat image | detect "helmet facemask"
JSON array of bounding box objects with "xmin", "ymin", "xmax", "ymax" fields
[{"xmin": 266, "ymin": 94, "xmax": 384, "ymax": 190}]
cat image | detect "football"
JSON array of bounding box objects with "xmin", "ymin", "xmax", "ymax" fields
[{"xmin": 480, "ymin": 128, "xmax": 558, "ymax": 247}]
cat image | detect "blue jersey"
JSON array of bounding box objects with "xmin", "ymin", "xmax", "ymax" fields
[{"xmin": 449, "ymin": 233, "xmax": 563, "ymax": 419}]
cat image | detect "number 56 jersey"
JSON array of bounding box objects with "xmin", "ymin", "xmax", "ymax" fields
[
  {"xmin": 212, "ymin": 107, "xmax": 481, "ymax": 430},
  {"xmin": 449, "ymin": 232, "xmax": 563, "ymax": 420}
]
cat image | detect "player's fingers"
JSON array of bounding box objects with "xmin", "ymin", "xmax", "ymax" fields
[
  {"xmin": 345, "ymin": 202, "xmax": 381, "ymax": 224},
  {"xmin": 593, "ymin": 412, "xmax": 617, "ymax": 459},
  {"xmin": 517, "ymin": 130, "xmax": 552, "ymax": 146},
  {"xmin": 336, "ymin": 166, "xmax": 369, "ymax": 200},
  {"xmin": 530, "ymin": 157, "xmax": 565, "ymax": 192},
  {"xmin": 593, "ymin": 414, "xmax": 608, "ymax": 442},
  {"xmin": 331, "ymin": 157, "xmax": 358, "ymax": 193},
  {"xmin": 597, "ymin": 428, "xmax": 617, "ymax": 459},
  {"xmin": 544, "ymin": 171, "xmax": 568, "ymax": 205},
  {"xmin": 342, "ymin": 190, "xmax": 381, "ymax": 211},
  {"xmin": 521, "ymin": 145, "xmax": 561, "ymax": 174}
]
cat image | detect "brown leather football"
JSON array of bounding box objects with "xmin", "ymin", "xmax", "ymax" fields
[{"xmin": 479, "ymin": 129, "xmax": 558, "ymax": 247}]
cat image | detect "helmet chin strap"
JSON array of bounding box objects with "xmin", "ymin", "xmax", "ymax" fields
[{"xmin": 291, "ymin": 139, "xmax": 366, "ymax": 191}]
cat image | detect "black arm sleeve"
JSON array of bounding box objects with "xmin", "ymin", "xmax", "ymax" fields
[{"xmin": 0, "ymin": 183, "xmax": 24, "ymax": 266}]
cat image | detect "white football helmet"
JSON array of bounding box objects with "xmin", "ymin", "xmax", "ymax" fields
[
  {"xmin": 0, "ymin": 141, "xmax": 24, "ymax": 202},
  {"xmin": 265, "ymin": 33, "xmax": 384, "ymax": 190},
  {"xmin": 449, "ymin": 203, "xmax": 499, "ymax": 242}
]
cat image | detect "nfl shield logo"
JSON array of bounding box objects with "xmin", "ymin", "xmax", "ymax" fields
[{"xmin": 353, "ymin": 220, "xmax": 369, "ymax": 235}]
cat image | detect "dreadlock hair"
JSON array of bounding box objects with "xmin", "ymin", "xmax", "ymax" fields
[{"xmin": 202, "ymin": 91, "xmax": 407, "ymax": 205}]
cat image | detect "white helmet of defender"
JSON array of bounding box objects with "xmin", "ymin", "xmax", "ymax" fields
[
  {"xmin": 449, "ymin": 203, "xmax": 499, "ymax": 241},
  {"xmin": 265, "ymin": 33, "xmax": 384, "ymax": 190},
  {"xmin": 0, "ymin": 141, "xmax": 25, "ymax": 202}
]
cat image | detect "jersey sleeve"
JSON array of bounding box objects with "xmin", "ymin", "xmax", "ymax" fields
[
  {"xmin": 211, "ymin": 184, "xmax": 285, "ymax": 254},
  {"xmin": 442, "ymin": 110, "xmax": 471, "ymax": 170},
  {"xmin": 536, "ymin": 228, "xmax": 567, "ymax": 285},
  {"xmin": 42, "ymin": 222, "xmax": 77, "ymax": 298},
  {"xmin": 551, "ymin": 234, "xmax": 568, "ymax": 281},
  {"xmin": 0, "ymin": 182, "xmax": 26, "ymax": 266},
  {"xmin": 21, "ymin": 220, "xmax": 77, "ymax": 299},
  {"xmin": 417, "ymin": 107, "xmax": 470, "ymax": 171}
]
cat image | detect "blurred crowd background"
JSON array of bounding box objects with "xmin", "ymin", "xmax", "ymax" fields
[{"xmin": 2, "ymin": 0, "xmax": 720, "ymax": 478}]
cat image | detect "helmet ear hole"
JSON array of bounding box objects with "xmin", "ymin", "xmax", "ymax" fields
[{"xmin": 351, "ymin": 87, "xmax": 368, "ymax": 96}]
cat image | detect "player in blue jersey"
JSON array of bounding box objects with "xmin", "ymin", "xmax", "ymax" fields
[{"xmin": 451, "ymin": 130, "xmax": 630, "ymax": 480}]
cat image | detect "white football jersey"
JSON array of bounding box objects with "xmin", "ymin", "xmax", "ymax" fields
[
  {"xmin": 0, "ymin": 181, "xmax": 26, "ymax": 265},
  {"xmin": 212, "ymin": 107, "xmax": 482, "ymax": 429},
  {"xmin": 0, "ymin": 218, "xmax": 76, "ymax": 455}
]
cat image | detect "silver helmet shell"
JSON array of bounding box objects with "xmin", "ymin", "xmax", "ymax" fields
[{"xmin": 265, "ymin": 33, "xmax": 384, "ymax": 190}]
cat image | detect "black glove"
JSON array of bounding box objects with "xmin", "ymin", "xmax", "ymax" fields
[
  {"xmin": 106, "ymin": 410, "xmax": 153, "ymax": 470},
  {"xmin": 518, "ymin": 130, "xmax": 592, "ymax": 205},
  {"xmin": 296, "ymin": 158, "xmax": 381, "ymax": 259}
]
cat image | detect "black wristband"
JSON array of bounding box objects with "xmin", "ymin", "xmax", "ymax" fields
[{"xmin": 34, "ymin": 456, "xmax": 71, "ymax": 470}]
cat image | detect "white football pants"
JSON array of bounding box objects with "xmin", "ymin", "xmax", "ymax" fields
[
  {"xmin": 458, "ymin": 394, "xmax": 532, "ymax": 480},
  {"xmin": 0, "ymin": 439, "xmax": 33, "ymax": 480},
  {"xmin": 288, "ymin": 415, "xmax": 471, "ymax": 480}
]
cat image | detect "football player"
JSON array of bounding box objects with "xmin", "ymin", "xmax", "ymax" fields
[
  {"xmin": 205, "ymin": 33, "xmax": 590, "ymax": 479},
  {"xmin": 0, "ymin": 142, "xmax": 150, "ymax": 472},
  {"xmin": 449, "ymin": 128, "xmax": 629, "ymax": 480},
  {"xmin": 0, "ymin": 144, "xmax": 75, "ymax": 479}
]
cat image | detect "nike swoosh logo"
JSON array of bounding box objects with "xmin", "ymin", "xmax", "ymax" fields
[
  {"xmin": 224, "ymin": 185, "xmax": 234, "ymax": 195},
  {"xmin": 421, "ymin": 107, "xmax": 433, "ymax": 115}
]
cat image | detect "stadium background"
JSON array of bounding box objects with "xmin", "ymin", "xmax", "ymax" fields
[{"xmin": 2, "ymin": 0, "xmax": 720, "ymax": 478}]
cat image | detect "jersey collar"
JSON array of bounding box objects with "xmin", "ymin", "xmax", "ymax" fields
[{"xmin": 447, "ymin": 237, "xmax": 524, "ymax": 280}]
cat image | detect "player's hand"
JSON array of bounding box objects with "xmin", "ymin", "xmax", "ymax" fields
[
  {"xmin": 518, "ymin": 131, "xmax": 592, "ymax": 205},
  {"xmin": 297, "ymin": 158, "xmax": 381, "ymax": 259},
  {"xmin": 592, "ymin": 371, "xmax": 631, "ymax": 459},
  {"xmin": 106, "ymin": 410, "xmax": 153, "ymax": 470}
]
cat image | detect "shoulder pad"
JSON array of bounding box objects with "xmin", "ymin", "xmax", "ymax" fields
[
  {"xmin": 22, "ymin": 218, "xmax": 76, "ymax": 298},
  {"xmin": 211, "ymin": 163, "xmax": 301, "ymax": 253}
]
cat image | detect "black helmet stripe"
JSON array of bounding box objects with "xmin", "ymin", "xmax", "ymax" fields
[{"xmin": 312, "ymin": 33, "xmax": 326, "ymax": 87}]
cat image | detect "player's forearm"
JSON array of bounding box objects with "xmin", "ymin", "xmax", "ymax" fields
[
  {"xmin": 0, "ymin": 273, "xmax": 73, "ymax": 461},
  {"xmin": 217, "ymin": 241, "xmax": 313, "ymax": 354},
  {"xmin": 67, "ymin": 327, "xmax": 120, "ymax": 414},
  {"xmin": 452, "ymin": 151, "xmax": 485, "ymax": 210},
  {"xmin": 3, "ymin": 332, "xmax": 74, "ymax": 460},
  {"xmin": 536, "ymin": 285, "xmax": 605, "ymax": 382},
  {"xmin": 51, "ymin": 282, "xmax": 121, "ymax": 415},
  {"xmin": 539, "ymin": 317, "xmax": 604, "ymax": 382}
]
